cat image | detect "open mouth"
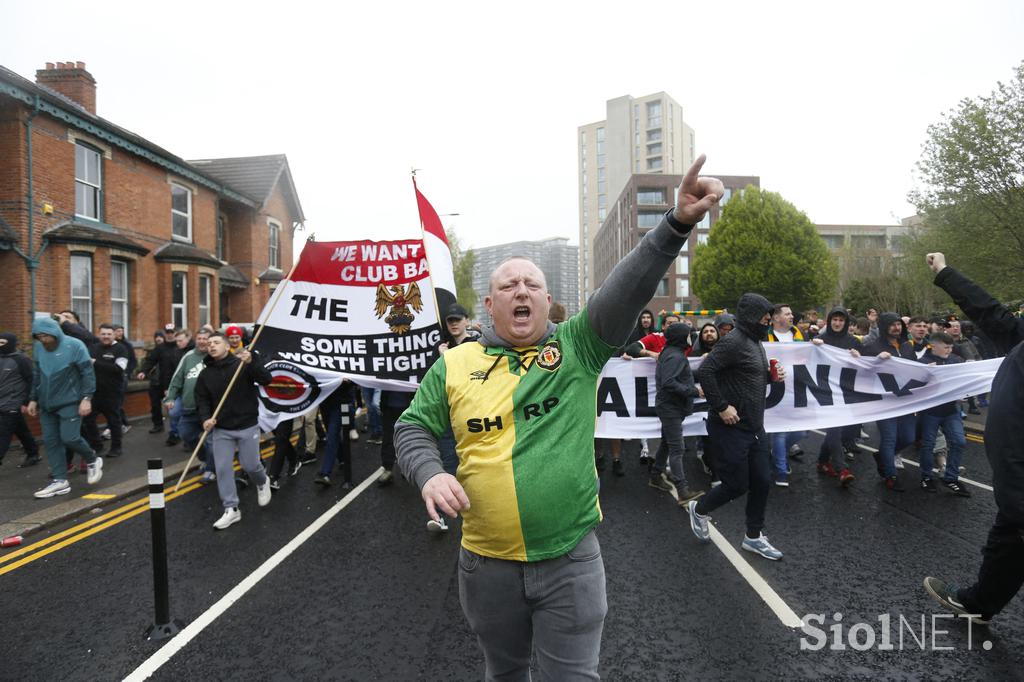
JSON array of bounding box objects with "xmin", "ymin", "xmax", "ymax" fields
[{"xmin": 513, "ymin": 306, "xmax": 531, "ymax": 321}]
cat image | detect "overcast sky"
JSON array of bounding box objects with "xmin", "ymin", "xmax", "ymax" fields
[{"xmin": 3, "ymin": 0, "xmax": 1022, "ymax": 258}]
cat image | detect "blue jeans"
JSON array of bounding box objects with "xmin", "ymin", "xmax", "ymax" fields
[
  {"xmin": 168, "ymin": 396, "xmax": 183, "ymax": 437},
  {"xmin": 178, "ymin": 410, "xmax": 214, "ymax": 473},
  {"xmin": 876, "ymin": 414, "xmax": 916, "ymax": 478},
  {"xmin": 770, "ymin": 431, "xmax": 806, "ymax": 478},
  {"xmin": 360, "ymin": 387, "xmax": 382, "ymax": 437},
  {"xmin": 918, "ymin": 413, "xmax": 966, "ymax": 482},
  {"xmin": 458, "ymin": 529, "xmax": 606, "ymax": 680},
  {"xmin": 320, "ymin": 397, "xmax": 353, "ymax": 479}
]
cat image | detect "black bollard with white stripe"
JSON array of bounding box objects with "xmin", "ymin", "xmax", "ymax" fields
[
  {"xmin": 145, "ymin": 459, "xmax": 184, "ymax": 641},
  {"xmin": 340, "ymin": 402, "xmax": 353, "ymax": 485}
]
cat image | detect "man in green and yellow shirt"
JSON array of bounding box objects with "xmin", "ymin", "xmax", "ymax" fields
[{"xmin": 396, "ymin": 156, "xmax": 724, "ymax": 679}]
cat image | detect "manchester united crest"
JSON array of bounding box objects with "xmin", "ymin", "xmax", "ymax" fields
[
  {"xmin": 536, "ymin": 341, "xmax": 562, "ymax": 371},
  {"xmin": 374, "ymin": 282, "xmax": 424, "ymax": 335}
]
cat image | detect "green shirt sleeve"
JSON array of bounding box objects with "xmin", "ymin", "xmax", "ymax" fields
[
  {"xmin": 399, "ymin": 354, "xmax": 451, "ymax": 438},
  {"xmin": 561, "ymin": 306, "xmax": 618, "ymax": 376}
]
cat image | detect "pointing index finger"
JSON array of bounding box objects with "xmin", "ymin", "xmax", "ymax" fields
[{"xmin": 680, "ymin": 153, "xmax": 707, "ymax": 191}]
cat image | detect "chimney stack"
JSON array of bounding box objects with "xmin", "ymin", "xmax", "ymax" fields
[{"xmin": 35, "ymin": 61, "xmax": 97, "ymax": 114}]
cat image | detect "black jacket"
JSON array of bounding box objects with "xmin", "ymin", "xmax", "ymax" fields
[
  {"xmin": 819, "ymin": 306, "xmax": 863, "ymax": 352},
  {"xmin": 934, "ymin": 266, "xmax": 1024, "ymax": 526},
  {"xmin": 918, "ymin": 349, "xmax": 964, "ymax": 417},
  {"xmin": 690, "ymin": 322, "xmax": 719, "ymax": 357},
  {"xmin": 0, "ymin": 336, "xmax": 33, "ymax": 412},
  {"xmin": 139, "ymin": 340, "xmax": 183, "ymax": 389},
  {"xmin": 697, "ymin": 293, "xmax": 773, "ymax": 432},
  {"xmin": 655, "ymin": 323, "xmax": 698, "ymax": 416},
  {"xmin": 90, "ymin": 341, "xmax": 129, "ymax": 399},
  {"xmin": 195, "ymin": 352, "xmax": 272, "ymax": 431},
  {"xmin": 861, "ymin": 312, "xmax": 916, "ymax": 360}
]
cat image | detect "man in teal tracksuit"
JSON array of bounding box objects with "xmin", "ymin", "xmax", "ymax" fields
[{"xmin": 27, "ymin": 317, "xmax": 103, "ymax": 498}]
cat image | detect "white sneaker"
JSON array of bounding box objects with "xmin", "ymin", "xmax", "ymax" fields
[
  {"xmin": 34, "ymin": 479, "xmax": 71, "ymax": 498},
  {"xmin": 213, "ymin": 507, "xmax": 241, "ymax": 530},
  {"xmin": 101, "ymin": 428, "xmax": 111, "ymax": 440},
  {"xmin": 895, "ymin": 455, "xmax": 905, "ymax": 470},
  {"xmin": 348, "ymin": 428, "xmax": 360, "ymax": 441},
  {"xmin": 257, "ymin": 479, "xmax": 272, "ymax": 507},
  {"xmin": 87, "ymin": 456, "xmax": 104, "ymax": 485},
  {"xmin": 426, "ymin": 517, "xmax": 449, "ymax": 533},
  {"xmin": 122, "ymin": 424, "xmax": 131, "ymax": 434},
  {"xmin": 201, "ymin": 471, "xmax": 216, "ymax": 483}
]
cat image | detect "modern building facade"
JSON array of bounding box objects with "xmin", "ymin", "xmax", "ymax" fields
[
  {"xmin": 0, "ymin": 61, "xmax": 305, "ymax": 347},
  {"xmin": 578, "ymin": 92, "xmax": 695, "ymax": 305},
  {"xmin": 816, "ymin": 222, "xmax": 911, "ymax": 290},
  {"xmin": 470, "ymin": 238, "xmax": 579, "ymax": 323},
  {"xmin": 592, "ymin": 173, "xmax": 760, "ymax": 314}
]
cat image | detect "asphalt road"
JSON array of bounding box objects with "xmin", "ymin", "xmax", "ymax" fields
[{"xmin": 1, "ymin": 427, "xmax": 1021, "ymax": 681}]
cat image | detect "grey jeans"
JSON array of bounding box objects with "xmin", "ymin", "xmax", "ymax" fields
[
  {"xmin": 458, "ymin": 529, "xmax": 607, "ymax": 681},
  {"xmin": 210, "ymin": 425, "xmax": 267, "ymax": 508}
]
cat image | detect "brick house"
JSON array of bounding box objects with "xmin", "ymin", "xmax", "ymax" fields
[{"xmin": 0, "ymin": 61, "xmax": 305, "ymax": 351}]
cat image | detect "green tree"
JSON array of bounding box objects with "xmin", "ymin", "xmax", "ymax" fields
[
  {"xmin": 445, "ymin": 228, "xmax": 478, "ymax": 314},
  {"xmin": 691, "ymin": 186, "xmax": 838, "ymax": 312},
  {"xmin": 909, "ymin": 61, "xmax": 1024, "ymax": 300}
]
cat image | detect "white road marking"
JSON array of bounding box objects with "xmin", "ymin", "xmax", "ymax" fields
[
  {"xmin": 808, "ymin": 430, "xmax": 993, "ymax": 492},
  {"xmin": 707, "ymin": 525, "xmax": 803, "ymax": 628},
  {"xmin": 123, "ymin": 467, "xmax": 383, "ymax": 682}
]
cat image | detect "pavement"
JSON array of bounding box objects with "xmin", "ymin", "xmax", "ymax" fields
[{"xmin": 0, "ymin": 416, "xmax": 285, "ymax": 542}]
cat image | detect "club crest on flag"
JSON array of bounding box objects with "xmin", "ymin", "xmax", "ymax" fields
[
  {"xmin": 374, "ymin": 282, "xmax": 424, "ymax": 334},
  {"xmin": 537, "ymin": 341, "xmax": 562, "ymax": 372},
  {"xmin": 258, "ymin": 361, "xmax": 322, "ymax": 414}
]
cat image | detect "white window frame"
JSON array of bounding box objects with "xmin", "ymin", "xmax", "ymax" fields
[
  {"xmin": 70, "ymin": 253, "xmax": 93, "ymax": 330},
  {"xmin": 172, "ymin": 272, "xmax": 188, "ymax": 329},
  {"xmin": 268, "ymin": 218, "xmax": 281, "ymax": 270},
  {"xmin": 110, "ymin": 259, "xmax": 129, "ymax": 330},
  {"xmin": 74, "ymin": 143, "xmax": 102, "ymax": 221},
  {"xmin": 171, "ymin": 183, "xmax": 192, "ymax": 242},
  {"xmin": 198, "ymin": 275, "xmax": 211, "ymax": 327}
]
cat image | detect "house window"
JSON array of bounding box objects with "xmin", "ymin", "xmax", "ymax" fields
[
  {"xmin": 697, "ymin": 233, "xmax": 710, "ymax": 245},
  {"xmin": 721, "ymin": 188, "xmax": 733, "ymax": 205},
  {"xmin": 822, "ymin": 234, "xmax": 845, "ymax": 249},
  {"xmin": 851, "ymin": 235, "xmax": 887, "ymax": 250},
  {"xmin": 198, "ymin": 275, "xmax": 211, "ymax": 327},
  {"xmin": 637, "ymin": 189, "xmax": 664, "ymax": 205},
  {"xmin": 656, "ymin": 277, "xmax": 669, "ymax": 296},
  {"xmin": 638, "ymin": 212, "xmax": 662, "ymax": 228},
  {"xmin": 678, "ymin": 278, "xmax": 690, "ymax": 298},
  {"xmin": 75, "ymin": 143, "xmax": 102, "ymax": 221},
  {"xmin": 647, "ymin": 101, "xmax": 662, "ymax": 128},
  {"xmin": 677, "ymin": 255, "xmax": 689, "ymax": 275},
  {"xmin": 647, "ymin": 143, "xmax": 663, "ymax": 156},
  {"xmin": 647, "ymin": 157, "xmax": 663, "ymax": 171},
  {"xmin": 268, "ymin": 220, "xmax": 281, "ymax": 269},
  {"xmin": 70, "ymin": 253, "xmax": 93, "ymax": 330},
  {"xmin": 647, "ymin": 129, "xmax": 662, "ymax": 143},
  {"xmin": 171, "ymin": 184, "xmax": 192, "ymax": 241},
  {"xmin": 172, "ymin": 272, "xmax": 187, "ymax": 329},
  {"xmin": 110, "ymin": 260, "xmax": 129, "ymax": 330},
  {"xmin": 216, "ymin": 214, "xmax": 226, "ymax": 261}
]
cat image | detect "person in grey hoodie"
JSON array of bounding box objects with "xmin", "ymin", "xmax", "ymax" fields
[
  {"xmin": 0, "ymin": 333, "xmax": 40, "ymax": 467},
  {"xmin": 27, "ymin": 317, "xmax": 103, "ymax": 498},
  {"xmin": 651, "ymin": 322, "xmax": 703, "ymax": 504}
]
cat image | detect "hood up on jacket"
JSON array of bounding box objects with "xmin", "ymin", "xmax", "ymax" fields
[
  {"xmin": 664, "ymin": 322, "xmax": 693, "ymax": 349},
  {"xmin": 877, "ymin": 312, "xmax": 907, "ymax": 345},
  {"xmin": 691, "ymin": 322, "xmax": 719, "ymax": 355},
  {"xmin": 714, "ymin": 312, "xmax": 737, "ymax": 331},
  {"xmin": 735, "ymin": 294, "xmax": 774, "ymax": 341},
  {"xmin": 0, "ymin": 332, "xmax": 18, "ymax": 354},
  {"xmin": 31, "ymin": 317, "xmax": 66, "ymax": 347},
  {"xmin": 822, "ymin": 305, "xmax": 851, "ymax": 340}
]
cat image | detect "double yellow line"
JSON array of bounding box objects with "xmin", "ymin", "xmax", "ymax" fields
[{"xmin": 0, "ymin": 438, "xmax": 289, "ymax": 577}]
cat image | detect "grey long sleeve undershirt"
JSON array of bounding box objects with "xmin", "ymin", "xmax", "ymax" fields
[{"xmin": 396, "ymin": 210, "xmax": 694, "ymax": 490}]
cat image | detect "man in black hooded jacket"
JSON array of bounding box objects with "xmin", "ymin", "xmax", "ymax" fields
[
  {"xmin": 688, "ymin": 293, "xmax": 786, "ymax": 560},
  {"xmin": 651, "ymin": 323, "xmax": 702, "ymax": 504},
  {"xmin": 0, "ymin": 333, "xmax": 40, "ymax": 467},
  {"xmin": 923, "ymin": 253, "xmax": 1024, "ymax": 625},
  {"xmin": 810, "ymin": 307, "xmax": 862, "ymax": 486}
]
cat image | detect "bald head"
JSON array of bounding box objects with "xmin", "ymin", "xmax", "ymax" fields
[
  {"xmin": 489, "ymin": 257, "xmax": 548, "ymax": 294},
  {"xmin": 485, "ymin": 257, "xmax": 552, "ymax": 346}
]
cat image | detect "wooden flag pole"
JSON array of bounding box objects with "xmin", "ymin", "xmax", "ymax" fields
[{"xmin": 173, "ymin": 251, "xmax": 305, "ymax": 492}]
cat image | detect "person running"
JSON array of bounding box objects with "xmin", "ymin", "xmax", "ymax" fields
[
  {"xmin": 688, "ymin": 294, "xmax": 787, "ymax": 560},
  {"xmin": 395, "ymin": 154, "xmax": 723, "ymax": 679},
  {"xmin": 650, "ymin": 322, "xmax": 703, "ymax": 504},
  {"xmin": 195, "ymin": 332, "xmax": 273, "ymax": 530},
  {"xmin": 27, "ymin": 317, "xmax": 103, "ymax": 498},
  {"xmin": 0, "ymin": 333, "xmax": 40, "ymax": 468},
  {"xmin": 810, "ymin": 307, "xmax": 861, "ymax": 487}
]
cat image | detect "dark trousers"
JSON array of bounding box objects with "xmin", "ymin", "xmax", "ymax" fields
[
  {"xmin": 959, "ymin": 512, "xmax": 1024, "ymax": 618},
  {"xmin": 320, "ymin": 399, "xmax": 352, "ymax": 481},
  {"xmin": 380, "ymin": 404, "xmax": 403, "ymax": 471},
  {"xmin": 269, "ymin": 419, "xmax": 298, "ymax": 479},
  {"xmin": 83, "ymin": 394, "xmax": 122, "ymax": 449},
  {"xmin": 0, "ymin": 410, "xmax": 39, "ymax": 461},
  {"xmin": 841, "ymin": 423, "xmax": 861, "ymax": 447},
  {"xmin": 695, "ymin": 419, "xmax": 771, "ymax": 538},
  {"xmin": 654, "ymin": 410, "xmax": 687, "ymax": 487},
  {"xmin": 148, "ymin": 385, "xmax": 164, "ymax": 427},
  {"xmin": 118, "ymin": 374, "xmax": 129, "ymax": 429}
]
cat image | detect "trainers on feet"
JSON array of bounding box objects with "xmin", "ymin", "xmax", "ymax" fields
[
  {"xmin": 774, "ymin": 476, "xmax": 789, "ymax": 488},
  {"xmin": 268, "ymin": 477, "xmax": 281, "ymax": 491},
  {"xmin": 839, "ymin": 469, "xmax": 855, "ymax": 487},
  {"xmin": 895, "ymin": 455, "xmax": 905, "ymax": 470},
  {"xmin": 257, "ymin": 480, "xmax": 272, "ymax": 506},
  {"xmin": 34, "ymin": 479, "xmax": 71, "ymax": 498},
  {"xmin": 122, "ymin": 423, "xmax": 131, "ymax": 434},
  {"xmin": 149, "ymin": 425, "xmax": 163, "ymax": 434},
  {"xmin": 348, "ymin": 428, "xmax": 360, "ymax": 441},
  {"xmin": 101, "ymin": 428, "xmax": 111, "ymax": 440},
  {"xmin": 649, "ymin": 474, "xmax": 674, "ymax": 493},
  {"xmin": 201, "ymin": 471, "xmax": 216, "ymax": 484},
  {"xmin": 742, "ymin": 533, "xmax": 783, "ymax": 560},
  {"xmin": 367, "ymin": 435, "xmax": 382, "ymax": 445},
  {"xmin": 817, "ymin": 462, "xmax": 838, "ymax": 477},
  {"xmin": 314, "ymin": 473, "xmax": 331, "ymax": 486},
  {"xmin": 921, "ymin": 478, "xmax": 938, "ymax": 493},
  {"xmin": 377, "ymin": 469, "xmax": 394, "ymax": 486},
  {"xmin": 788, "ymin": 445, "xmax": 804, "ymax": 460},
  {"xmin": 944, "ymin": 480, "xmax": 972, "ymax": 497},
  {"xmin": 213, "ymin": 507, "xmax": 241, "ymax": 530},
  {"xmin": 885, "ymin": 475, "xmax": 905, "ymax": 492},
  {"xmin": 19, "ymin": 454, "xmax": 42, "ymax": 468},
  {"xmin": 299, "ymin": 452, "xmax": 317, "ymax": 465},
  {"xmin": 612, "ymin": 459, "xmax": 625, "ymax": 477},
  {"xmin": 288, "ymin": 461, "xmax": 303, "ymax": 477},
  {"xmin": 923, "ymin": 577, "xmax": 990, "ymax": 625},
  {"xmin": 86, "ymin": 457, "xmax": 103, "ymax": 485},
  {"xmin": 107, "ymin": 447, "xmax": 123, "ymax": 458},
  {"xmin": 426, "ymin": 517, "xmax": 449, "ymax": 533},
  {"xmin": 675, "ymin": 487, "xmax": 704, "ymax": 505},
  {"xmin": 687, "ymin": 500, "xmax": 710, "ymax": 542}
]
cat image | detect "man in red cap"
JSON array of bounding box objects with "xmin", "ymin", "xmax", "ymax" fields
[{"xmin": 225, "ymin": 326, "xmax": 245, "ymax": 354}]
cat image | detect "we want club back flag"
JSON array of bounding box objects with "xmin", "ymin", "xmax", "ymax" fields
[{"xmin": 255, "ymin": 187, "xmax": 457, "ymax": 431}]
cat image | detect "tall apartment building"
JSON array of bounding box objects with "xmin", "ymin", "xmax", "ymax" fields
[
  {"xmin": 816, "ymin": 222, "xmax": 911, "ymax": 290},
  {"xmin": 578, "ymin": 92, "xmax": 695, "ymax": 305},
  {"xmin": 470, "ymin": 238, "xmax": 579, "ymax": 322},
  {"xmin": 592, "ymin": 173, "xmax": 760, "ymax": 313}
]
